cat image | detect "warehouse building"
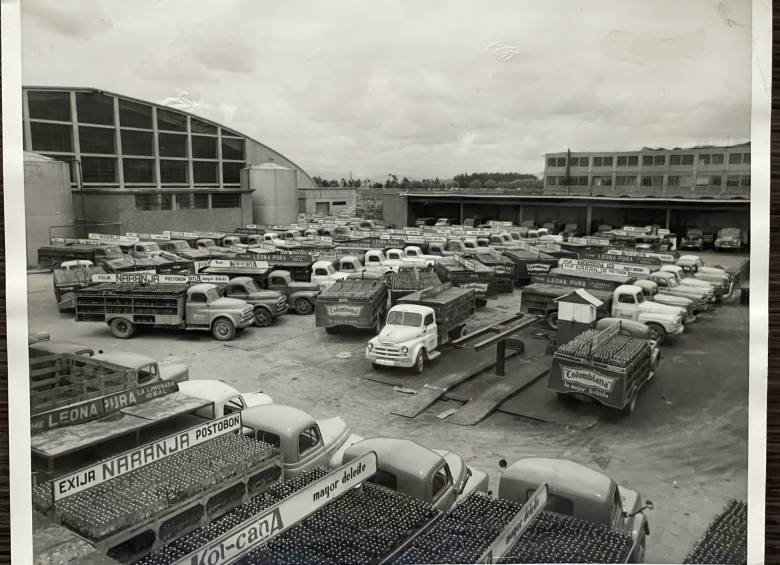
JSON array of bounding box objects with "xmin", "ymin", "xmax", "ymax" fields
[
  {"xmin": 22, "ymin": 86, "xmax": 317, "ymax": 236},
  {"xmin": 384, "ymin": 142, "xmax": 750, "ymax": 238},
  {"xmin": 297, "ymin": 186, "xmax": 358, "ymax": 215}
]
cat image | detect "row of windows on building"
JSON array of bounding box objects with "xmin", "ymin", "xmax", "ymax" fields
[
  {"xmin": 53, "ymin": 156, "xmax": 244, "ymax": 185},
  {"xmin": 134, "ymin": 192, "xmax": 242, "ymax": 211},
  {"xmin": 29, "ymin": 122, "xmax": 246, "ymax": 160},
  {"xmin": 27, "ymin": 90, "xmax": 237, "ymax": 137},
  {"xmin": 546, "ymin": 152, "xmax": 751, "ymax": 168},
  {"xmin": 546, "ymin": 174, "xmax": 752, "ymax": 187}
]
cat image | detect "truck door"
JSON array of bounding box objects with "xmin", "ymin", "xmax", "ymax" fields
[
  {"xmin": 430, "ymin": 464, "xmax": 456, "ymax": 511},
  {"xmin": 297, "ymin": 425, "xmax": 325, "ymax": 469},
  {"xmin": 614, "ymin": 291, "xmax": 639, "ymax": 321},
  {"xmin": 423, "ymin": 313, "xmax": 438, "ymax": 349},
  {"xmin": 186, "ymin": 292, "xmax": 210, "ymax": 326},
  {"xmin": 225, "ymin": 283, "xmax": 247, "ymax": 299},
  {"xmin": 137, "ymin": 363, "xmax": 159, "ymax": 384}
]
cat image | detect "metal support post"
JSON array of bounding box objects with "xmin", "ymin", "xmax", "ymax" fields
[{"xmin": 496, "ymin": 340, "xmax": 506, "ymax": 376}]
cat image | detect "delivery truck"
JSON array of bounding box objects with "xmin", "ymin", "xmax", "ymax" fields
[{"xmin": 315, "ymin": 278, "xmax": 388, "ymax": 334}]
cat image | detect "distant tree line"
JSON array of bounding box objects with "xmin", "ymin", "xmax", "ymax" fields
[{"xmin": 311, "ymin": 171, "xmax": 541, "ymax": 190}]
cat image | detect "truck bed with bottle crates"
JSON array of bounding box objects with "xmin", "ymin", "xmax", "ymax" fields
[
  {"xmin": 433, "ymin": 256, "xmax": 498, "ymax": 305},
  {"xmin": 388, "ymin": 267, "xmax": 442, "ymax": 305},
  {"xmin": 470, "ymin": 253, "xmax": 516, "ymax": 293},
  {"xmin": 29, "ymin": 353, "xmax": 137, "ymax": 416},
  {"xmin": 502, "ymin": 248, "xmax": 560, "ymax": 285},
  {"xmin": 32, "ymin": 433, "xmax": 283, "ymax": 564},
  {"xmin": 520, "ymin": 282, "xmax": 613, "ymax": 320},
  {"xmin": 75, "ymin": 283, "xmax": 188, "ymax": 326},
  {"xmin": 315, "ymin": 278, "xmax": 388, "ymax": 331},
  {"xmin": 547, "ymin": 327, "xmax": 654, "ymax": 411},
  {"xmin": 137, "ymin": 467, "xmax": 441, "ymax": 565},
  {"xmin": 53, "ymin": 266, "xmax": 108, "ymax": 311},
  {"xmin": 397, "ymin": 283, "xmax": 475, "ymax": 343}
]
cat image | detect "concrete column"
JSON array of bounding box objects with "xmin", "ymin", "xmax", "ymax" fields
[
  {"xmin": 459, "ymin": 201, "xmax": 464, "ymax": 223},
  {"xmin": 186, "ymin": 116, "xmax": 194, "ymax": 190},
  {"xmin": 586, "ymin": 205, "xmax": 593, "ymax": 235},
  {"xmin": 665, "ymin": 208, "xmax": 671, "ymax": 230},
  {"xmin": 113, "ymin": 96, "xmax": 124, "ymax": 188},
  {"xmin": 217, "ymin": 128, "xmax": 224, "ymax": 187},
  {"xmin": 21, "ymin": 90, "xmax": 32, "ymax": 150},
  {"xmin": 518, "ymin": 204, "xmax": 524, "ymax": 225},
  {"xmin": 152, "ymin": 107, "xmax": 161, "ymax": 190}
]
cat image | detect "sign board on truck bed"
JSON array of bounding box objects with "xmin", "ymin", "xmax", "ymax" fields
[
  {"xmin": 479, "ymin": 484, "xmax": 548, "ymax": 564},
  {"xmin": 91, "ymin": 273, "xmax": 229, "ymax": 284},
  {"xmin": 580, "ymin": 252, "xmax": 662, "ymax": 267},
  {"xmin": 530, "ymin": 274, "xmax": 617, "ymax": 293},
  {"xmin": 52, "ymin": 412, "xmax": 242, "ymax": 501},
  {"xmin": 558, "ymin": 258, "xmax": 652, "ymax": 276},
  {"xmin": 173, "ymin": 452, "xmax": 378, "ymax": 565}
]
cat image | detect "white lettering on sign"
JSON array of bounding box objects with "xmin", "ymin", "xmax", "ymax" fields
[
  {"xmin": 526, "ymin": 263, "xmax": 551, "ymax": 273},
  {"xmin": 558, "ymin": 258, "xmax": 650, "ymax": 276},
  {"xmin": 561, "ymin": 366, "xmax": 616, "ymax": 394},
  {"xmin": 176, "ymin": 452, "xmax": 377, "ymax": 565},
  {"xmin": 53, "ymin": 413, "xmax": 242, "ymax": 501},
  {"xmin": 478, "ymin": 484, "xmax": 548, "ymax": 563},
  {"xmin": 90, "ymin": 273, "xmax": 190, "ymax": 284},
  {"xmin": 326, "ymin": 304, "xmax": 364, "ymax": 316},
  {"xmin": 189, "ymin": 275, "xmax": 230, "ymax": 284}
]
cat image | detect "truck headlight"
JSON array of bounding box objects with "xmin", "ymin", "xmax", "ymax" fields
[
  {"xmin": 367, "ymin": 342, "xmax": 373, "ymax": 351},
  {"xmin": 402, "ymin": 346, "xmax": 409, "ymax": 354}
]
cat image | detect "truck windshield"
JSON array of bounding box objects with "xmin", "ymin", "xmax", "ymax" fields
[
  {"xmin": 719, "ymin": 228, "xmax": 741, "ymax": 238},
  {"xmin": 667, "ymin": 277, "xmax": 679, "ymax": 288},
  {"xmin": 243, "ymin": 281, "xmax": 259, "ymax": 293},
  {"xmin": 103, "ymin": 246, "xmax": 123, "ymax": 258},
  {"xmin": 144, "ymin": 244, "xmax": 161, "ymax": 253},
  {"xmin": 386, "ymin": 311, "xmax": 423, "ymax": 327},
  {"xmin": 635, "ymin": 292, "xmax": 644, "ymax": 303},
  {"xmin": 205, "ymin": 288, "xmax": 221, "ymax": 302}
]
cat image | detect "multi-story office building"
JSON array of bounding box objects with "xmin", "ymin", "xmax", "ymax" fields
[
  {"xmin": 22, "ymin": 86, "xmax": 316, "ymax": 235},
  {"xmin": 543, "ymin": 143, "xmax": 750, "ymax": 199}
]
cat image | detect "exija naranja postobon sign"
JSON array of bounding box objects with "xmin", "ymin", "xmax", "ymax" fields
[{"xmin": 51, "ymin": 413, "xmax": 241, "ymax": 501}]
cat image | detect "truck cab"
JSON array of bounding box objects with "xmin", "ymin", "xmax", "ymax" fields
[
  {"xmin": 498, "ymin": 457, "xmax": 652, "ymax": 563},
  {"xmin": 239, "ymin": 404, "xmax": 362, "ymax": 478},
  {"xmin": 196, "ymin": 238, "xmax": 231, "ymax": 258},
  {"xmin": 611, "ymin": 285, "xmax": 684, "ymax": 343},
  {"xmin": 434, "ymin": 218, "xmax": 452, "ymax": 227},
  {"xmin": 368, "ymin": 305, "xmax": 438, "ymax": 371},
  {"xmin": 59, "ymin": 259, "xmax": 94, "ymax": 271},
  {"xmin": 157, "ymin": 239, "xmax": 210, "ymax": 261},
  {"xmin": 679, "ymin": 228, "xmax": 704, "ymax": 251},
  {"xmin": 659, "ymin": 265, "xmax": 722, "ymax": 301},
  {"xmin": 337, "ymin": 255, "xmax": 365, "ymax": 274},
  {"xmin": 562, "ymin": 223, "xmax": 580, "ymax": 236},
  {"xmin": 178, "ymin": 379, "xmax": 273, "ymax": 418},
  {"xmin": 675, "ymin": 255, "xmax": 733, "ymax": 296},
  {"xmin": 266, "ymin": 270, "xmax": 319, "ymax": 315},
  {"xmin": 441, "ymin": 239, "xmax": 468, "ymax": 256},
  {"xmin": 222, "ymin": 235, "xmax": 249, "ymax": 250},
  {"xmin": 341, "ymin": 437, "xmax": 489, "ymax": 511},
  {"xmin": 714, "ymin": 227, "xmax": 745, "ymax": 251},
  {"xmin": 311, "ymin": 260, "xmax": 349, "ymax": 291},
  {"xmin": 221, "ymin": 276, "xmax": 287, "ymax": 326},
  {"xmin": 634, "ymin": 280, "xmax": 694, "ymax": 323},
  {"xmin": 645, "ymin": 271, "xmax": 711, "ymax": 311},
  {"xmin": 93, "ymin": 351, "xmax": 189, "ymax": 383},
  {"xmin": 185, "ymin": 283, "xmax": 255, "ymax": 340},
  {"xmin": 403, "ymin": 246, "xmax": 436, "ymax": 266},
  {"xmin": 364, "ymin": 249, "xmax": 388, "ymax": 269}
]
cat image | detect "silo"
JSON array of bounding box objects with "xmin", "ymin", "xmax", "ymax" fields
[
  {"xmin": 24, "ymin": 152, "xmax": 74, "ymax": 266},
  {"xmin": 243, "ymin": 163, "xmax": 298, "ymax": 225}
]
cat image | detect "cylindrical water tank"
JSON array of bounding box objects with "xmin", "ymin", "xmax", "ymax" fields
[{"xmin": 243, "ymin": 163, "xmax": 298, "ymax": 225}]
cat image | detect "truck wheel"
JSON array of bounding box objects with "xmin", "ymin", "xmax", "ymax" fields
[
  {"xmin": 632, "ymin": 537, "xmax": 646, "ymax": 563},
  {"xmin": 325, "ymin": 326, "xmax": 338, "ymax": 334},
  {"xmin": 212, "ymin": 318, "xmax": 236, "ymax": 341},
  {"xmin": 546, "ymin": 312, "xmax": 559, "ymax": 330},
  {"xmin": 476, "ymin": 298, "xmax": 488, "ymax": 307},
  {"xmin": 412, "ymin": 350, "xmax": 426, "ymax": 374},
  {"xmin": 253, "ymin": 308, "xmax": 272, "ymax": 327},
  {"xmin": 622, "ymin": 393, "xmax": 638, "ymax": 416},
  {"xmin": 646, "ymin": 323, "xmax": 665, "ymax": 344},
  {"xmin": 110, "ymin": 318, "xmax": 136, "ymax": 339},
  {"xmin": 294, "ymin": 299, "xmax": 313, "ymax": 315}
]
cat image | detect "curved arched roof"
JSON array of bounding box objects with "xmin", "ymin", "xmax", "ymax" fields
[{"xmin": 22, "ymin": 85, "xmax": 317, "ymax": 189}]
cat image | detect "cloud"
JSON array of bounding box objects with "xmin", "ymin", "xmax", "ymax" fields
[{"xmin": 20, "ymin": 0, "xmax": 752, "ymax": 180}]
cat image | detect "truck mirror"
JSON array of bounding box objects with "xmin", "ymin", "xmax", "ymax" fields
[{"xmin": 498, "ymin": 458, "xmax": 507, "ymax": 469}]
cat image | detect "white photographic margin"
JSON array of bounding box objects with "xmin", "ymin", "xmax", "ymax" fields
[
  {"xmin": 0, "ymin": 1, "xmax": 772, "ymax": 563},
  {"xmin": 747, "ymin": 0, "xmax": 771, "ymax": 562},
  {"xmin": 1, "ymin": 0, "xmax": 32, "ymax": 563}
]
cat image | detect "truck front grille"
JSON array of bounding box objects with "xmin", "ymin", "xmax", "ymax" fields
[
  {"xmin": 372, "ymin": 345, "xmax": 406, "ymax": 359},
  {"xmin": 240, "ymin": 308, "xmax": 254, "ymax": 325},
  {"xmin": 276, "ymin": 297, "xmax": 288, "ymax": 313}
]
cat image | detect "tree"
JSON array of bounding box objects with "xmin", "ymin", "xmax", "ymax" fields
[
  {"xmin": 312, "ymin": 175, "xmax": 324, "ymax": 187},
  {"xmin": 401, "ymin": 177, "xmax": 411, "ymax": 188},
  {"xmin": 411, "ymin": 180, "xmax": 422, "ymax": 189},
  {"xmin": 372, "ymin": 182, "xmax": 384, "ymax": 189},
  {"xmin": 470, "ymin": 179, "xmax": 483, "ymax": 189},
  {"xmin": 484, "ymin": 180, "xmax": 498, "ymax": 189},
  {"xmin": 328, "ymin": 180, "xmax": 339, "ymax": 187},
  {"xmin": 451, "ymin": 180, "xmax": 460, "ymax": 188}
]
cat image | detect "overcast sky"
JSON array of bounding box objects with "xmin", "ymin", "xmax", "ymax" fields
[{"xmin": 21, "ymin": 0, "xmax": 751, "ymax": 180}]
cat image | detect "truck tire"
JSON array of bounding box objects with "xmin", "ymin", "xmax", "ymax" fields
[
  {"xmin": 622, "ymin": 393, "xmax": 638, "ymax": 416},
  {"xmin": 546, "ymin": 312, "xmax": 559, "ymax": 330},
  {"xmin": 449, "ymin": 326, "xmax": 466, "ymax": 340},
  {"xmin": 646, "ymin": 323, "xmax": 665, "ymax": 344},
  {"xmin": 476, "ymin": 298, "xmax": 488, "ymax": 307},
  {"xmin": 325, "ymin": 326, "xmax": 338, "ymax": 334},
  {"xmin": 412, "ymin": 350, "xmax": 426, "ymax": 374},
  {"xmin": 109, "ymin": 318, "xmax": 136, "ymax": 339},
  {"xmin": 253, "ymin": 307, "xmax": 272, "ymax": 327},
  {"xmin": 294, "ymin": 299, "xmax": 313, "ymax": 315},
  {"xmin": 212, "ymin": 318, "xmax": 236, "ymax": 341},
  {"xmin": 631, "ymin": 536, "xmax": 646, "ymax": 563}
]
